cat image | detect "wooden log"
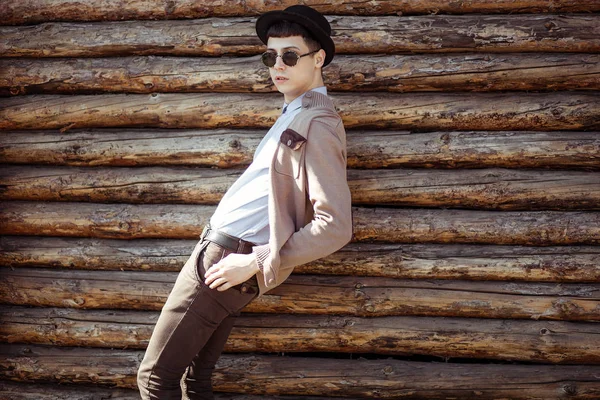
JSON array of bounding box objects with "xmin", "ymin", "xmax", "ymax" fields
[
  {"xmin": 0, "ymin": 165, "xmax": 238, "ymax": 206},
  {"xmin": 1, "ymin": 129, "xmax": 598, "ymax": 170},
  {"xmin": 2, "ymin": 236, "xmax": 599, "ymax": 282},
  {"xmin": 0, "ymin": 381, "xmax": 141, "ymax": 400},
  {"xmin": 3, "ymin": 53, "xmax": 600, "ymax": 96},
  {"xmin": 0, "ymin": 344, "xmax": 139, "ymax": 388},
  {"xmin": 0, "ymin": 128, "xmax": 261, "ymax": 168},
  {"xmin": 1, "ymin": 344, "xmax": 600, "ymax": 398},
  {"xmin": 351, "ymin": 207, "xmax": 600, "ymax": 246},
  {"xmin": 1, "ymin": 306, "xmax": 599, "ymax": 363},
  {"xmin": 1, "ymin": 92, "xmax": 599, "ymax": 131},
  {"xmin": 3, "ymin": 0, "xmax": 598, "ymax": 25},
  {"xmin": 0, "ymin": 381, "xmax": 341, "ymax": 400},
  {"xmin": 0, "ymin": 236, "xmax": 196, "ymax": 272},
  {"xmin": 348, "ymin": 169, "xmax": 600, "ymax": 210},
  {"xmin": 229, "ymin": 315, "xmax": 600, "ymax": 363},
  {"xmin": 2, "ymin": 15, "xmax": 599, "ymax": 58},
  {"xmin": 308, "ymin": 242, "xmax": 600, "ymax": 282},
  {"xmin": 2, "ymin": 165, "xmax": 600, "ymax": 211},
  {"xmin": 0, "ymin": 201, "xmax": 213, "ymax": 239},
  {"xmin": 1, "ymin": 268, "xmax": 598, "ymax": 320},
  {"xmin": 1, "ymin": 201, "xmax": 599, "ymax": 245},
  {"xmin": 345, "ymin": 130, "xmax": 600, "ymax": 170}
]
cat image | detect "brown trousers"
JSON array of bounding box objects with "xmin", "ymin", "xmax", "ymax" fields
[{"xmin": 137, "ymin": 238, "xmax": 259, "ymax": 399}]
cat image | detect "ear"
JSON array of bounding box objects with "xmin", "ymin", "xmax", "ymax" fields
[{"xmin": 314, "ymin": 49, "xmax": 326, "ymax": 68}]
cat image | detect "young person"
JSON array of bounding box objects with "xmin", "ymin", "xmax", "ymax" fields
[{"xmin": 137, "ymin": 5, "xmax": 353, "ymax": 399}]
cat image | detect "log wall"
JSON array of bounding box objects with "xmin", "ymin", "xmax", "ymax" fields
[{"xmin": 0, "ymin": 1, "xmax": 599, "ymax": 398}]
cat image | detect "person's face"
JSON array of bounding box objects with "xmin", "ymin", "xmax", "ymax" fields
[{"xmin": 265, "ymin": 36, "xmax": 324, "ymax": 103}]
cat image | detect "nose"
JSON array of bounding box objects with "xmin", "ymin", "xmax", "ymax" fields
[{"xmin": 273, "ymin": 54, "xmax": 286, "ymax": 70}]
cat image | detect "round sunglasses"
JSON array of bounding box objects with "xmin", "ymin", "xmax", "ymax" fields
[{"xmin": 261, "ymin": 49, "xmax": 321, "ymax": 68}]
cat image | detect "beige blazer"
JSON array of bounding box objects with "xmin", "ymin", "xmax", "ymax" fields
[{"xmin": 253, "ymin": 90, "xmax": 353, "ymax": 295}]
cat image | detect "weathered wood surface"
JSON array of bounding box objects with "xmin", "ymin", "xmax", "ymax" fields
[
  {"xmin": 307, "ymin": 242, "xmax": 600, "ymax": 281},
  {"xmin": 2, "ymin": 344, "xmax": 600, "ymax": 398},
  {"xmin": 351, "ymin": 207, "xmax": 600, "ymax": 245},
  {"xmin": 0, "ymin": 236, "xmax": 195, "ymax": 272},
  {"xmin": 3, "ymin": 53, "xmax": 600, "ymax": 96},
  {"xmin": 0, "ymin": 201, "xmax": 213, "ymax": 239},
  {"xmin": 2, "ymin": 306, "xmax": 599, "ymax": 363},
  {"xmin": 3, "ymin": 236, "xmax": 599, "ymax": 282},
  {"xmin": 0, "ymin": 381, "xmax": 342, "ymax": 400},
  {"xmin": 2, "ymin": 202, "xmax": 599, "ymax": 245},
  {"xmin": 0, "ymin": 381, "xmax": 141, "ymax": 400},
  {"xmin": 1, "ymin": 92, "xmax": 599, "ymax": 131},
  {"xmin": 2, "ymin": 165, "xmax": 599, "ymax": 211},
  {"xmin": 1, "ymin": 268, "xmax": 598, "ymax": 320},
  {"xmin": 2, "ymin": 129, "xmax": 598, "ymax": 170},
  {"xmin": 3, "ymin": 0, "xmax": 598, "ymax": 25},
  {"xmin": 2, "ymin": 15, "xmax": 599, "ymax": 58},
  {"xmin": 0, "ymin": 129, "xmax": 262, "ymax": 168}
]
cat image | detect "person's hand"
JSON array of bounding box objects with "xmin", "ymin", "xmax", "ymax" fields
[{"xmin": 204, "ymin": 252, "xmax": 259, "ymax": 291}]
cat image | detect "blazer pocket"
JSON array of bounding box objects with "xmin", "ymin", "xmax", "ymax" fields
[{"xmin": 274, "ymin": 128, "xmax": 307, "ymax": 179}]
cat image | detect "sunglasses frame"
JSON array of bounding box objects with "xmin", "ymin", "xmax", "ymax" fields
[{"xmin": 261, "ymin": 49, "xmax": 321, "ymax": 68}]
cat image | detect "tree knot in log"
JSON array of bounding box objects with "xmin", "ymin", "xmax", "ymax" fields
[
  {"xmin": 364, "ymin": 304, "xmax": 375, "ymax": 313},
  {"xmin": 63, "ymin": 297, "xmax": 85, "ymax": 307},
  {"xmin": 164, "ymin": 1, "xmax": 176, "ymax": 16},
  {"xmin": 562, "ymin": 383, "xmax": 578, "ymax": 396},
  {"xmin": 229, "ymin": 139, "xmax": 241, "ymax": 150},
  {"xmin": 552, "ymin": 298, "xmax": 584, "ymax": 317}
]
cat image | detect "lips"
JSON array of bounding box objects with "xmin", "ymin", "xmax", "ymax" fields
[{"xmin": 275, "ymin": 76, "xmax": 289, "ymax": 83}]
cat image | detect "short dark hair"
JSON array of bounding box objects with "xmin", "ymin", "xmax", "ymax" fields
[{"xmin": 266, "ymin": 20, "xmax": 321, "ymax": 52}]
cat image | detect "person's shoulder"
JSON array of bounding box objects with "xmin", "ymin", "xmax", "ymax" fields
[
  {"xmin": 299, "ymin": 92, "xmax": 342, "ymax": 127},
  {"xmin": 284, "ymin": 91, "xmax": 344, "ymax": 143}
]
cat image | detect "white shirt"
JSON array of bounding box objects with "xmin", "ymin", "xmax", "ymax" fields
[{"xmin": 209, "ymin": 86, "xmax": 328, "ymax": 245}]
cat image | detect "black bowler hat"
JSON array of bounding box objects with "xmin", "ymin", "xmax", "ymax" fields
[{"xmin": 255, "ymin": 5, "xmax": 335, "ymax": 67}]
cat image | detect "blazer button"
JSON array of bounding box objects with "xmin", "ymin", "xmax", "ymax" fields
[
  {"xmin": 287, "ymin": 139, "xmax": 292, "ymax": 146},
  {"xmin": 240, "ymin": 284, "xmax": 248, "ymax": 293}
]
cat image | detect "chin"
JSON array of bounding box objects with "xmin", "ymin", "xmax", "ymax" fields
[
  {"xmin": 275, "ymin": 86, "xmax": 294, "ymax": 96},
  {"xmin": 274, "ymin": 81, "xmax": 290, "ymax": 89}
]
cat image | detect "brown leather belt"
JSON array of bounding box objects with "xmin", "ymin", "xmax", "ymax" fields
[{"xmin": 200, "ymin": 225, "xmax": 255, "ymax": 254}]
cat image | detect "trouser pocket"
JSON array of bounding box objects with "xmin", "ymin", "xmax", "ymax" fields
[
  {"xmin": 196, "ymin": 242, "xmax": 258, "ymax": 293},
  {"xmin": 192, "ymin": 240, "xmax": 211, "ymax": 283},
  {"xmin": 196, "ymin": 242, "xmax": 259, "ymax": 313}
]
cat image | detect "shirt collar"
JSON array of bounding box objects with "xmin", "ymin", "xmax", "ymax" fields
[{"xmin": 282, "ymin": 86, "xmax": 328, "ymax": 115}]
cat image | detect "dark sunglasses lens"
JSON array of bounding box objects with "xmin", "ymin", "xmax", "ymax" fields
[
  {"xmin": 262, "ymin": 52, "xmax": 277, "ymax": 67},
  {"xmin": 282, "ymin": 51, "xmax": 298, "ymax": 66}
]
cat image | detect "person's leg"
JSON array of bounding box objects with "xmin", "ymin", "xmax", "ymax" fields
[
  {"xmin": 137, "ymin": 239, "xmax": 219, "ymax": 399},
  {"xmin": 183, "ymin": 251, "xmax": 260, "ymax": 399},
  {"xmin": 182, "ymin": 314, "xmax": 236, "ymax": 399},
  {"xmin": 137, "ymin": 240, "xmax": 258, "ymax": 400}
]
